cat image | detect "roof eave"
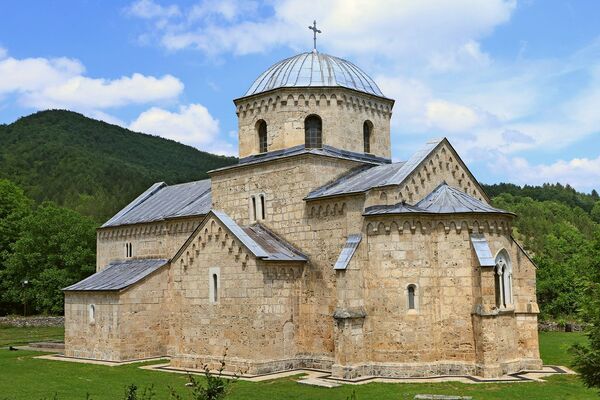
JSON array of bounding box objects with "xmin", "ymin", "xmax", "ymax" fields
[{"xmin": 233, "ymin": 85, "xmax": 395, "ymax": 105}]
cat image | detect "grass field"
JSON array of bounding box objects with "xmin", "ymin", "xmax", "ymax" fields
[{"xmin": 0, "ymin": 326, "xmax": 597, "ymax": 400}]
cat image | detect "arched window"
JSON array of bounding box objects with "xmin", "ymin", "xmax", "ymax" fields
[
  {"xmin": 212, "ymin": 273, "xmax": 218, "ymax": 303},
  {"xmin": 257, "ymin": 120, "xmax": 268, "ymax": 153},
  {"xmin": 407, "ymin": 284, "xmax": 416, "ymax": 310},
  {"xmin": 304, "ymin": 115, "xmax": 322, "ymax": 148},
  {"xmin": 209, "ymin": 267, "xmax": 220, "ymax": 304},
  {"xmin": 260, "ymin": 194, "xmax": 266, "ymax": 220},
  {"xmin": 88, "ymin": 304, "xmax": 95, "ymax": 324},
  {"xmin": 495, "ymin": 250, "xmax": 513, "ymax": 308},
  {"xmin": 363, "ymin": 121, "xmax": 372, "ymax": 153},
  {"xmin": 250, "ymin": 196, "xmax": 257, "ymax": 221}
]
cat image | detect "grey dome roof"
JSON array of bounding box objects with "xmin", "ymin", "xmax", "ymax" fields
[{"xmin": 244, "ymin": 51, "xmax": 385, "ymax": 98}]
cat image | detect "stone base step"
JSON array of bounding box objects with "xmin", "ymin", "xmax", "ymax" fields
[
  {"xmin": 297, "ymin": 378, "xmax": 341, "ymax": 388},
  {"xmin": 28, "ymin": 342, "xmax": 65, "ymax": 350}
]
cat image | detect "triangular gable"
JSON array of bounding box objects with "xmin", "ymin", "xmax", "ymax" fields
[
  {"xmin": 172, "ymin": 210, "xmax": 307, "ymax": 264},
  {"xmin": 304, "ymin": 138, "xmax": 490, "ymax": 203},
  {"xmin": 377, "ymin": 138, "xmax": 490, "ymax": 203}
]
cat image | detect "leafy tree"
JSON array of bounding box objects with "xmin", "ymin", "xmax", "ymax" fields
[
  {"xmin": 571, "ymin": 232, "xmax": 600, "ymax": 391},
  {"xmin": 0, "ymin": 201, "xmax": 96, "ymax": 314},
  {"xmin": 591, "ymin": 202, "xmax": 600, "ymax": 224},
  {"xmin": 0, "ymin": 179, "xmax": 33, "ymax": 312}
]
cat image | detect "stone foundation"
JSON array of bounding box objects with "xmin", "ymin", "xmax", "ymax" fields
[
  {"xmin": 170, "ymin": 354, "xmax": 334, "ymax": 375},
  {"xmin": 331, "ymin": 357, "xmax": 543, "ymax": 380}
]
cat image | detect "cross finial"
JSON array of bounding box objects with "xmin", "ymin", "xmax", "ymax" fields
[{"xmin": 308, "ymin": 20, "xmax": 321, "ymax": 51}]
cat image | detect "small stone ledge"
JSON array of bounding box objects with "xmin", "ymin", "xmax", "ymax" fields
[{"xmin": 333, "ymin": 307, "xmax": 367, "ymax": 320}]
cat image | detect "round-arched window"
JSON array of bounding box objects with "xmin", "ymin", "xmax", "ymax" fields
[
  {"xmin": 363, "ymin": 121, "xmax": 373, "ymax": 153},
  {"xmin": 407, "ymin": 284, "xmax": 416, "ymax": 310},
  {"xmin": 257, "ymin": 120, "xmax": 268, "ymax": 153},
  {"xmin": 495, "ymin": 250, "xmax": 513, "ymax": 308},
  {"xmin": 305, "ymin": 115, "xmax": 322, "ymax": 148}
]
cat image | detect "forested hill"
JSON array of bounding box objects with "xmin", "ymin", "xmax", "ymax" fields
[
  {"xmin": 483, "ymin": 182, "xmax": 600, "ymax": 320},
  {"xmin": 0, "ymin": 110, "xmax": 237, "ymax": 221}
]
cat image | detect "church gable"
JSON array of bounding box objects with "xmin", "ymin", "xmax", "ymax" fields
[
  {"xmin": 366, "ymin": 139, "xmax": 489, "ymax": 207},
  {"xmin": 172, "ymin": 210, "xmax": 308, "ymax": 271}
]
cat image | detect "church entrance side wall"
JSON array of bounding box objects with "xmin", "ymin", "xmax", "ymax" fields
[
  {"xmin": 64, "ymin": 266, "xmax": 170, "ymax": 361},
  {"xmin": 168, "ymin": 215, "xmax": 313, "ymax": 374}
]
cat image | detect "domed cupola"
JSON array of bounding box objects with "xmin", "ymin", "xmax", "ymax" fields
[
  {"xmin": 234, "ymin": 24, "xmax": 394, "ymax": 160},
  {"xmin": 244, "ymin": 51, "xmax": 386, "ymax": 98}
]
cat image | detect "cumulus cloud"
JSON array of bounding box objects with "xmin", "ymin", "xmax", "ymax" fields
[
  {"xmin": 129, "ymin": 103, "xmax": 221, "ymax": 148},
  {"xmin": 127, "ymin": 0, "xmax": 514, "ymax": 70},
  {"xmin": 0, "ymin": 54, "xmax": 183, "ymax": 110}
]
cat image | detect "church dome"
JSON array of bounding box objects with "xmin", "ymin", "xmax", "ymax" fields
[{"xmin": 244, "ymin": 51, "xmax": 385, "ymax": 98}]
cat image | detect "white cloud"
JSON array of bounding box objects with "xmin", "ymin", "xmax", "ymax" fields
[
  {"xmin": 22, "ymin": 73, "xmax": 183, "ymax": 109},
  {"xmin": 0, "ymin": 56, "xmax": 84, "ymax": 94},
  {"xmin": 129, "ymin": 0, "xmax": 514, "ymax": 69},
  {"xmin": 130, "ymin": 103, "xmax": 220, "ymax": 148},
  {"xmin": 126, "ymin": 0, "xmax": 180, "ymax": 19},
  {"xmin": 425, "ymin": 100, "xmax": 482, "ymax": 132},
  {"xmin": 0, "ymin": 47, "xmax": 7, "ymax": 60},
  {"xmin": 0, "ymin": 54, "xmax": 183, "ymax": 110},
  {"xmin": 495, "ymin": 155, "xmax": 600, "ymax": 192}
]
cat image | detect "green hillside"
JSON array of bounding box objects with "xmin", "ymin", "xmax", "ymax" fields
[{"xmin": 0, "ymin": 110, "xmax": 237, "ymax": 221}]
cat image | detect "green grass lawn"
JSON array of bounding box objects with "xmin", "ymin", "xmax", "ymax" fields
[
  {"xmin": 0, "ymin": 325, "xmax": 64, "ymax": 347},
  {"xmin": 0, "ymin": 327, "xmax": 597, "ymax": 400}
]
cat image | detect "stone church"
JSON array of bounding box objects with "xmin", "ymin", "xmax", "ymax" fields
[{"xmin": 64, "ymin": 46, "xmax": 542, "ymax": 379}]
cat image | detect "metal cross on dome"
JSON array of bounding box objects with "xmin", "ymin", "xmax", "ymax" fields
[{"xmin": 308, "ymin": 20, "xmax": 322, "ymax": 51}]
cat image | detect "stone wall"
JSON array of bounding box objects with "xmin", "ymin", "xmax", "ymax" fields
[
  {"xmin": 235, "ymin": 87, "xmax": 393, "ymax": 159},
  {"xmin": 64, "ymin": 265, "xmax": 170, "ymax": 361},
  {"xmin": 167, "ymin": 214, "xmax": 314, "ymax": 373},
  {"xmin": 96, "ymin": 217, "xmax": 202, "ymax": 270},
  {"xmin": 210, "ymin": 155, "xmax": 367, "ymax": 360},
  {"xmin": 329, "ymin": 214, "xmax": 542, "ymax": 379}
]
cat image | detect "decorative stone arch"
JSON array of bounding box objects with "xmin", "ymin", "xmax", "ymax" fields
[{"xmin": 494, "ymin": 249, "xmax": 513, "ymax": 308}]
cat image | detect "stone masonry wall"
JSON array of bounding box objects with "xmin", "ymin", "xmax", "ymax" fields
[
  {"xmin": 64, "ymin": 291, "xmax": 121, "ymax": 360},
  {"xmin": 64, "ymin": 266, "xmax": 170, "ymax": 361},
  {"xmin": 329, "ymin": 214, "xmax": 541, "ymax": 379},
  {"xmin": 168, "ymin": 214, "xmax": 309, "ymax": 373},
  {"xmin": 96, "ymin": 217, "xmax": 202, "ymax": 270},
  {"xmin": 235, "ymin": 87, "xmax": 393, "ymax": 159},
  {"xmin": 209, "ymin": 155, "xmax": 366, "ymax": 360}
]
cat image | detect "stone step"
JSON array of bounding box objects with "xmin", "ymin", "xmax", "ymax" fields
[
  {"xmin": 28, "ymin": 342, "xmax": 65, "ymax": 350},
  {"xmin": 297, "ymin": 378, "xmax": 341, "ymax": 388}
]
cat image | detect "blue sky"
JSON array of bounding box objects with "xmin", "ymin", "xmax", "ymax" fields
[{"xmin": 0, "ymin": 0, "xmax": 599, "ymax": 191}]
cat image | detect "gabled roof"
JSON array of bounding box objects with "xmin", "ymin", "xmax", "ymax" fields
[
  {"xmin": 174, "ymin": 210, "xmax": 308, "ymax": 263},
  {"xmin": 306, "ymin": 162, "xmax": 406, "ymax": 200},
  {"xmin": 363, "ymin": 201, "xmax": 425, "ymax": 215},
  {"xmin": 305, "ymin": 138, "xmax": 491, "ymax": 203},
  {"xmin": 63, "ymin": 259, "xmax": 168, "ymax": 292},
  {"xmin": 363, "ymin": 183, "xmax": 512, "ymax": 216},
  {"xmin": 416, "ymin": 183, "xmax": 511, "ymax": 214},
  {"xmin": 242, "ymin": 224, "xmax": 308, "ymax": 262},
  {"xmin": 211, "ymin": 144, "xmax": 390, "ymax": 174},
  {"xmin": 306, "ymin": 138, "xmax": 444, "ymax": 200},
  {"xmin": 102, "ymin": 179, "xmax": 211, "ymax": 228}
]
